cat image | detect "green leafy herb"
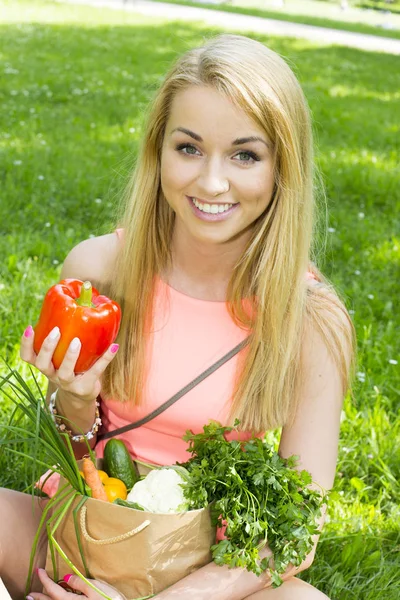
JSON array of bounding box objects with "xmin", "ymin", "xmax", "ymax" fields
[{"xmin": 180, "ymin": 420, "xmax": 326, "ymax": 586}]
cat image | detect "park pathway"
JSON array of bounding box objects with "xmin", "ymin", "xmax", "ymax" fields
[{"xmin": 59, "ymin": 0, "xmax": 400, "ymax": 55}]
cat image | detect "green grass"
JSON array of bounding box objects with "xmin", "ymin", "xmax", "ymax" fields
[
  {"xmin": 0, "ymin": 0, "xmax": 399, "ymax": 598},
  {"xmin": 309, "ymin": 0, "xmax": 400, "ymax": 13},
  {"xmin": 150, "ymin": 0, "xmax": 400, "ymax": 40},
  {"xmin": 358, "ymin": 0, "xmax": 400, "ymax": 15}
]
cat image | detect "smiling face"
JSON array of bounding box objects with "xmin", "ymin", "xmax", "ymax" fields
[{"xmin": 160, "ymin": 85, "xmax": 276, "ymax": 248}]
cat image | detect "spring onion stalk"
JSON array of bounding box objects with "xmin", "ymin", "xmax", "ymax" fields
[
  {"xmin": 24, "ymin": 484, "xmax": 71, "ymax": 595},
  {"xmin": 0, "ymin": 364, "xmax": 155, "ymax": 600},
  {"xmin": 72, "ymin": 496, "xmax": 91, "ymax": 578}
]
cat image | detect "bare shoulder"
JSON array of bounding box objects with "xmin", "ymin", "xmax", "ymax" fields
[{"xmin": 60, "ymin": 232, "xmax": 120, "ymax": 292}]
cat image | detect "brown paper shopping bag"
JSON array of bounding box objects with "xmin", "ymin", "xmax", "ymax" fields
[{"xmin": 45, "ymin": 460, "xmax": 215, "ymax": 599}]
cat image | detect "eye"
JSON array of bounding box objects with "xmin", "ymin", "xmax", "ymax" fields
[
  {"xmin": 234, "ymin": 150, "xmax": 260, "ymax": 163},
  {"xmin": 175, "ymin": 143, "xmax": 260, "ymax": 164},
  {"xmin": 175, "ymin": 143, "xmax": 200, "ymax": 156}
]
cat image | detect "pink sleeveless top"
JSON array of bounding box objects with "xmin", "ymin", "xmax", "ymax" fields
[{"xmin": 95, "ymin": 228, "xmax": 317, "ymax": 467}]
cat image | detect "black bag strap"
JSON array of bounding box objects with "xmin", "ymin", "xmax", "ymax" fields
[{"xmin": 97, "ymin": 335, "xmax": 251, "ymax": 442}]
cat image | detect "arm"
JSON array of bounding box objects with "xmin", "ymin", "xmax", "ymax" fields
[
  {"xmin": 155, "ymin": 311, "xmax": 352, "ymax": 600},
  {"xmin": 45, "ymin": 381, "xmax": 98, "ymax": 460},
  {"xmin": 43, "ymin": 234, "xmax": 119, "ymax": 459}
]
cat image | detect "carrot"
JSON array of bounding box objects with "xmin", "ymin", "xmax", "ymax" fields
[{"xmin": 82, "ymin": 457, "xmax": 109, "ymax": 502}]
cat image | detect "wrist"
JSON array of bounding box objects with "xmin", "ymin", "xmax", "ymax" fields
[
  {"xmin": 50, "ymin": 389, "xmax": 102, "ymax": 443},
  {"xmin": 56, "ymin": 386, "xmax": 97, "ymax": 408}
]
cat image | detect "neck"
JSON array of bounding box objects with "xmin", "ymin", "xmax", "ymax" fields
[{"xmin": 164, "ymin": 222, "xmax": 252, "ymax": 301}]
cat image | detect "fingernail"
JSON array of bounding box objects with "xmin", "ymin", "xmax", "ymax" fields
[
  {"xmin": 26, "ymin": 596, "xmax": 34, "ymax": 600},
  {"xmin": 49, "ymin": 326, "xmax": 60, "ymax": 340},
  {"xmin": 69, "ymin": 337, "xmax": 80, "ymax": 351},
  {"xmin": 24, "ymin": 325, "xmax": 34, "ymax": 338},
  {"xmin": 63, "ymin": 574, "xmax": 73, "ymax": 583},
  {"xmin": 110, "ymin": 343, "xmax": 119, "ymax": 354}
]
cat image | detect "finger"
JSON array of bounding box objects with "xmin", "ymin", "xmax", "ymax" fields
[
  {"xmin": 87, "ymin": 343, "xmax": 119, "ymax": 381},
  {"xmin": 66, "ymin": 575, "xmax": 125, "ymax": 598},
  {"xmin": 68, "ymin": 343, "xmax": 118, "ymax": 400},
  {"xmin": 62, "ymin": 574, "xmax": 102, "ymax": 596},
  {"xmin": 35, "ymin": 327, "xmax": 61, "ymax": 376},
  {"xmin": 56, "ymin": 337, "xmax": 81, "ymax": 385},
  {"xmin": 33, "ymin": 568, "xmax": 73, "ymax": 599},
  {"xmin": 20, "ymin": 325, "xmax": 38, "ymax": 364},
  {"xmin": 27, "ymin": 594, "xmax": 51, "ymax": 599}
]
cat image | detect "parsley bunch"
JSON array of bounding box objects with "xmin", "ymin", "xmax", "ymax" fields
[{"xmin": 180, "ymin": 420, "xmax": 326, "ymax": 587}]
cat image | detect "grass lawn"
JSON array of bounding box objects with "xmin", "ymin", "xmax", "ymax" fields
[
  {"xmin": 357, "ymin": 0, "xmax": 400, "ymax": 14},
  {"xmin": 0, "ymin": 0, "xmax": 399, "ymax": 597},
  {"xmin": 149, "ymin": 0, "xmax": 400, "ymax": 39}
]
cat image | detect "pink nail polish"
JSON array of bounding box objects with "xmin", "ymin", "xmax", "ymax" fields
[
  {"xmin": 26, "ymin": 596, "xmax": 34, "ymax": 600},
  {"xmin": 63, "ymin": 574, "xmax": 73, "ymax": 583},
  {"xmin": 110, "ymin": 343, "xmax": 119, "ymax": 353},
  {"xmin": 24, "ymin": 325, "xmax": 34, "ymax": 338}
]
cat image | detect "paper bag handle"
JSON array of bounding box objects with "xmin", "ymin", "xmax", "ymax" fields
[{"xmin": 80, "ymin": 506, "xmax": 150, "ymax": 545}]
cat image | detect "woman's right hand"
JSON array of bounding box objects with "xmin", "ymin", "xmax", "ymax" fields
[{"xmin": 20, "ymin": 325, "xmax": 119, "ymax": 404}]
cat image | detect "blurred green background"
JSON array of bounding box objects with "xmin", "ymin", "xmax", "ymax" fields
[
  {"xmin": 150, "ymin": 0, "xmax": 400, "ymax": 39},
  {"xmin": 0, "ymin": 0, "xmax": 399, "ymax": 598}
]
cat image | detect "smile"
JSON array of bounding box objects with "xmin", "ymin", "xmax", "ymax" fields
[
  {"xmin": 186, "ymin": 196, "xmax": 239, "ymax": 221},
  {"xmin": 189, "ymin": 197, "xmax": 236, "ymax": 214}
]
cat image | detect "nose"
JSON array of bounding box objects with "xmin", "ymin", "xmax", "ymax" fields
[{"xmin": 197, "ymin": 156, "xmax": 230, "ymax": 197}]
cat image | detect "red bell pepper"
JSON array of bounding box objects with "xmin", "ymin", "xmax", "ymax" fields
[{"xmin": 33, "ymin": 279, "xmax": 122, "ymax": 373}]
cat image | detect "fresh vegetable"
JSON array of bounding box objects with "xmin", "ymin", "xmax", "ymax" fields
[
  {"xmin": 0, "ymin": 367, "xmax": 148, "ymax": 599},
  {"xmin": 33, "ymin": 278, "xmax": 121, "ymax": 373},
  {"xmin": 179, "ymin": 420, "xmax": 326, "ymax": 586},
  {"xmin": 97, "ymin": 470, "xmax": 110, "ymax": 484},
  {"xmin": 82, "ymin": 457, "xmax": 109, "ymax": 502},
  {"xmin": 113, "ymin": 498, "xmax": 145, "ymax": 511},
  {"xmin": 127, "ymin": 468, "xmax": 191, "ymax": 514},
  {"xmin": 103, "ymin": 439, "xmax": 140, "ymax": 491},
  {"xmin": 0, "ymin": 361, "xmax": 325, "ymax": 593},
  {"xmin": 104, "ymin": 477, "xmax": 128, "ymax": 502}
]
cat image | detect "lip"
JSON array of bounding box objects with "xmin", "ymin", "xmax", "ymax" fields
[{"xmin": 186, "ymin": 196, "xmax": 239, "ymax": 222}]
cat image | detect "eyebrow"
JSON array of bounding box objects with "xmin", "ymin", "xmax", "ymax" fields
[{"xmin": 171, "ymin": 127, "xmax": 270, "ymax": 148}]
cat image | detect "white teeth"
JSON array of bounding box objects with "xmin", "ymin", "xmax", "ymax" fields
[{"xmin": 191, "ymin": 197, "xmax": 233, "ymax": 214}]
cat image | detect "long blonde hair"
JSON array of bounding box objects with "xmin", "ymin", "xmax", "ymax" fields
[{"xmin": 101, "ymin": 34, "xmax": 355, "ymax": 432}]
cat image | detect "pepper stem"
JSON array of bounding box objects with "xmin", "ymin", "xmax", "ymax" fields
[{"xmin": 76, "ymin": 281, "xmax": 92, "ymax": 307}]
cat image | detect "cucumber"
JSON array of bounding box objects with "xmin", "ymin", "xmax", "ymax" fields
[{"xmin": 103, "ymin": 439, "xmax": 140, "ymax": 491}]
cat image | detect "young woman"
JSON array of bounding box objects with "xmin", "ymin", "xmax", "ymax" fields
[{"xmin": 2, "ymin": 33, "xmax": 354, "ymax": 600}]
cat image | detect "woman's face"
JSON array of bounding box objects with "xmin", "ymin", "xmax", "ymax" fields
[{"xmin": 160, "ymin": 85, "xmax": 276, "ymax": 247}]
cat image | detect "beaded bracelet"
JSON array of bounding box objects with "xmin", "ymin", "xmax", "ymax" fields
[{"xmin": 49, "ymin": 388, "xmax": 102, "ymax": 443}]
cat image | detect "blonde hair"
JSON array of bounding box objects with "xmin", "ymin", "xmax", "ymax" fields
[{"xmin": 102, "ymin": 33, "xmax": 355, "ymax": 432}]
